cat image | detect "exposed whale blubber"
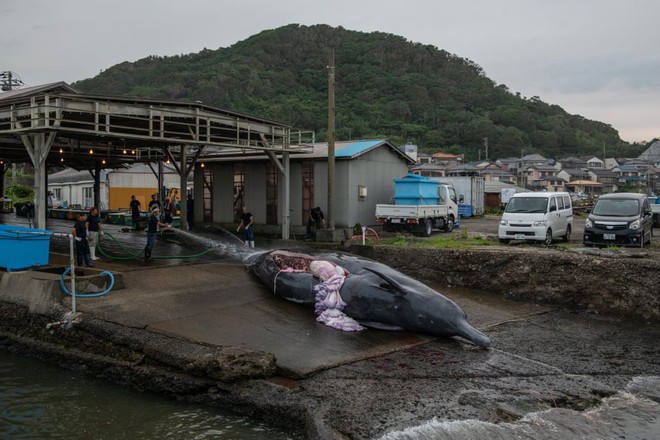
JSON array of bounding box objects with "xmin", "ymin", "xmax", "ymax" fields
[{"xmin": 245, "ymin": 250, "xmax": 491, "ymax": 348}]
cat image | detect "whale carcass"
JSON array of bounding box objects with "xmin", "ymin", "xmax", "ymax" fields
[{"xmin": 246, "ymin": 250, "xmax": 490, "ymax": 348}]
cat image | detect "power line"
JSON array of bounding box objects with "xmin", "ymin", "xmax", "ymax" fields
[{"xmin": 0, "ymin": 71, "xmax": 25, "ymax": 91}]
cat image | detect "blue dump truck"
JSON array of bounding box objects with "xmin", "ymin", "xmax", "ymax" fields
[{"xmin": 375, "ymin": 174, "xmax": 459, "ymax": 237}]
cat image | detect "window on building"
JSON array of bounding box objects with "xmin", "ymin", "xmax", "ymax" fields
[
  {"xmin": 83, "ymin": 187, "xmax": 93, "ymax": 209},
  {"xmin": 233, "ymin": 163, "xmax": 245, "ymax": 222},
  {"xmin": 202, "ymin": 168, "xmax": 213, "ymax": 223},
  {"xmin": 266, "ymin": 163, "xmax": 278, "ymax": 225}
]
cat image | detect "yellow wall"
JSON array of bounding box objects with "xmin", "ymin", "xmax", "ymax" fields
[{"xmin": 109, "ymin": 187, "xmax": 156, "ymax": 211}]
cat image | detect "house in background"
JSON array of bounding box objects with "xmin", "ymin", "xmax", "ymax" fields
[
  {"xmin": 530, "ymin": 175, "xmax": 566, "ymax": 192},
  {"xmin": 194, "ymin": 139, "xmax": 414, "ymax": 234},
  {"xmin": 525, "ymin": 164, "xmax": 557, "ymax": 183},
  {"xmin": 611, "ymin": 164, "xmax": 645, "ymax": 188},
  {"xmin": 587, "ymin": 169, "xmax": 620, "ymax": 193},
  {"xmin": 445, "ymin": 162, "xmax": 481, "ymax": 177},
  {"xmin": 47, "ymin": 163, "xmax": 190, "ymax": 212},
  {"xmin": 558, "ymin": 157, "xmax": 587, "ymax": 169},
  {"xmin": 431, "ymin": 151, "xmax": 463, "ymax": 167},
  {"xmin": 478, "ymin": 168, "xmax": 517, "ymax": 184},
  {"xmin": 586, "ymin": 157, "xmax": 605, "ymax": 169},
  {"xmin": 409, "ymin": 162, "xmax": 446, "ymax": 177},
  {"xmin": 416, "ymin": 152, "xmax": 433, "ymax": 164},
  {"xmin": 48, "ymin": 168, "xmax": 110, "ymax": 209},
  {"xmin": 556, "ymin": 168, "xmax": 590, "ymax": 184}
]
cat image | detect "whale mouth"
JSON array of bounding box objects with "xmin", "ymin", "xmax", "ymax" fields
[{"xmin": 457, "ymin": 324, "xmax": 491, "ymax": 348}]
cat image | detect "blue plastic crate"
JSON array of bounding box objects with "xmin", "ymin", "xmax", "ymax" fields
[
  {"xmin": 0, "ymin": 224, "xmax": 52, "ymax": 271},
  {"xmin": 458, "ymin": 204, "xmax": 473, "ymax": 218}
]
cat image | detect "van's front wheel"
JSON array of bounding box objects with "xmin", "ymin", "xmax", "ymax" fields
[{"xmin": 544, "ymin": 229, "xmax": 553, "ymax": 246}]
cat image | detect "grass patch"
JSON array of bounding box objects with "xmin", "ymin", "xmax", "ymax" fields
[{"xmin": 375, "ymin": 229, "xmax": 496, "ymax": 249}]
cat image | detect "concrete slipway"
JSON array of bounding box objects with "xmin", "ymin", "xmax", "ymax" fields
[{"xmin": 1, "ymin": 213, "xmax": 659, "ymax": 439}]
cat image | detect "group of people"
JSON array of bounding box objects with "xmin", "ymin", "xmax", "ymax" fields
[
  {"xmin": 236, "ymin": 205, "xmax": 326, "ymax": 248},
  {"xmin": 79, "ymin": 195, "xmax": 325, "ymax": 264},
  {"xmin": 131, "ymin": 193, "xmax": 196, "ymax": 261},
  {"xmin": 71, "ymin": 206, "xmax": 103, "ymax": 268},
  {"xmin": 131, "ymin": 194, "xmax": 187, "ymax": 231}
]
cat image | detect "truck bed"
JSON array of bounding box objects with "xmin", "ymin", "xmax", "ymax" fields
[{"xmin": 375, "ymin": 204, "xmax": 449, "ymax": 218}]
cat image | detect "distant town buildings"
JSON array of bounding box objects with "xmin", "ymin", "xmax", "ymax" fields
[{"xmin": 407, "ymin": 140, "xmax": 660, "ymax": 196}]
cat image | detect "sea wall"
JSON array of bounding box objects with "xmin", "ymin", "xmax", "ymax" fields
[{"xmin": 349, "ymin": 245, "xmax": 660, "ymax": 321}]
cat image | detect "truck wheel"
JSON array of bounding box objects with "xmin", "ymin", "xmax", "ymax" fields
[
  {"xmin": 544, "ymin": 229, "xmax": 553, "ymax": 246},
  {"xmin": 422, "ymin": 218, "xmax": 433, "ymax": 237},
  {"xmin": 444, "ymin": 217, "xmax": 454, "ymax": 233}
]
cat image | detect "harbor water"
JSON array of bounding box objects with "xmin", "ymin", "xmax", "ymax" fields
[
  {"xmin": 0, "ymin": 350, "xmax": 301, "ymax": 439},
  {"xmin": 380, "ymin": 376, "xmax": 660, "ymax": 440}
]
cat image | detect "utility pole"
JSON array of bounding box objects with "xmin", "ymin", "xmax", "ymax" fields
[
  {"xmin": 0, "ymin": 71, "xmax": 25, "ymax": 91},
  {"xmin": 483, "ymin": 137, "xmax": 489, "ymax": 160},
  {"xmin": 327, "ymin": 49, "xmax": 335, "ymax": 230}
]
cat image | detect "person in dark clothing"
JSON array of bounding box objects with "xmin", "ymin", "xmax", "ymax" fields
[
  {"xmin": 163, "ymin": 197, "xmax": 175, "ymax": 224},
  {"xmin": 186, "ymin": 194, "xmax": 194, "ymax": 230},
  {"xmin": 72, "ymin": 212, "xmax": 92, "ymax": 267},
  {"xmin": 129, "ymin": 195, "xmax": 141, "ymax": 230},
  {"xmin": 87, "ymin": 206, "xmax": 103, "ymax": 261},
  {"xmin": 305, "ymin": 206, "xmax": 326, "ymax": 239},
  {"xmin": 144, "ymin": 206, "xmax": 171, "ymax": 262},
  {"xmin": 148, "ymin": 193, "xmax": 161, "ymax": 213},
  {"xmin": 236, "ymin": 206, "xmax": 255, "ymax": 248}
]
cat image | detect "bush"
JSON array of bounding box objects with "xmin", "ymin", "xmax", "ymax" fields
[{"xmin": 5, "ymin": 184, "xmax": 34, "ymax": 204}]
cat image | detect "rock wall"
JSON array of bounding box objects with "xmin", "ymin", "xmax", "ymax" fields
[{"xmin": 349, "ymin": 245, "xmax": 660, "ymax": 321}]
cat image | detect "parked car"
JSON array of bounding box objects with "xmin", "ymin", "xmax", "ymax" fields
[
  {"xmin": 498, "ymin": 192, "xmax": 573, "ymax": 245},
  {"xmin": 583, "ymin": 193, "xmax": 653, "ymax": 248}
]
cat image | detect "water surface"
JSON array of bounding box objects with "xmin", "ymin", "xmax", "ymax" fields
[{"xmin": 0, "ymin": 350, "xmax": 301, "ymax": 439}]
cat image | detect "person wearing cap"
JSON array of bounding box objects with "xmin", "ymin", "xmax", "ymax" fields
[
  {"xmin": 144, "ymin": 205, "xmax": 171, "ymax": 262},
  {"xmin": 87, "ymin": 206, "xmax": 103, "ymax": 261}
]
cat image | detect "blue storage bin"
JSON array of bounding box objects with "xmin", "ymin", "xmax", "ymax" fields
[
  {"xmin": 393, "ymin": 174, "xmax": 439, "ymax": 205},
  {"xmin": 0, "ymin": 224, "xmax": 52, "ymax": 271}
]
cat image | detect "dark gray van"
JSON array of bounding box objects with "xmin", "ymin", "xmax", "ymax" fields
[{"xmin": 583, "ymin": 193, "xmax": 653, "ymax": 247}]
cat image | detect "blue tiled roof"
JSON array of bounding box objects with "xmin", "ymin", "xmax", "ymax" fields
[{"xmin": 335, "ymin": 140, "xmax": 385, "ymax": 158}]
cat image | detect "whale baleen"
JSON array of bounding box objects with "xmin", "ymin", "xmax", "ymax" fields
[{"xmin": 245, "ymin": 250, "xmax": 491, "ymax": 347}]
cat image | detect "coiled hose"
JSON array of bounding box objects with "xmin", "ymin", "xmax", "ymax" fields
[{"xmin": 60, "ymin": 266, "xmax": 115, "ymax": 298}]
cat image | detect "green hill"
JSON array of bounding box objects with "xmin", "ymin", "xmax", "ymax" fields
[{"xmin": 73, "ymin": 24, "xmax": 642, "ymax": 160}]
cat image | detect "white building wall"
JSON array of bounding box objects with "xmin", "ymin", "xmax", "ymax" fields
[{"xmin": 49, "ymin": 180, "xmax": 109, "ymax": 210}]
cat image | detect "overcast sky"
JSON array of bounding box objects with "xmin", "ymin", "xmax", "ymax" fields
[{"xmin": 1, "ymin": 0, "xmax": 658, "ymax": 143}]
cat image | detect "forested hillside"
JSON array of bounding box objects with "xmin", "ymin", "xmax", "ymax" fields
[{"xmin": 73, "ymin": 24, "xmax": 643, "ymax": 160}]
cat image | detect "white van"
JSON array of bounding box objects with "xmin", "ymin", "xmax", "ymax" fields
[{"xmin": 498, "ymin": 192, "xmax": 573, "ymax": 245}]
